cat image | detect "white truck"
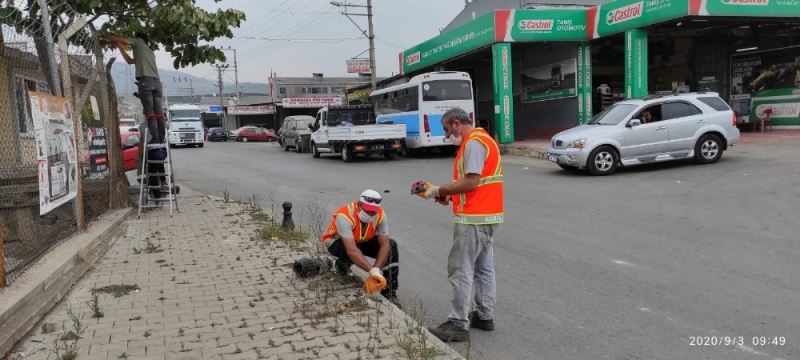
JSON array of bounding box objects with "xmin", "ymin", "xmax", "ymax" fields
[
  {"xmin": 309, "ymin": 105, "xmax": 406, "ymax": 162},
  {"xmin": 167, "ymin": 104, "xmax": 204, "ymax": 147}
]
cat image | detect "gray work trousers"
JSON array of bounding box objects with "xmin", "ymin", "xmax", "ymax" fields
[{"xmin": 447, "ymin": 222, "xmax": 498, "ymax": 330}]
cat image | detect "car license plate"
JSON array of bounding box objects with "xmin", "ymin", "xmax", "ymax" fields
[
  {"xmin": 180, "ymin": 133, "xmax": 193, "ymax": 139},
  {"xmin": 370, "ymin": 144, "xmax": 384, "ymax": 150},
  {"xmin": 548, "ymin": 154, "xmax": 557, "ymax": 162}
]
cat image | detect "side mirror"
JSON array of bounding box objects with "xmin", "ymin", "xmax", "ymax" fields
[{"xmin": 628, "ymin": 119, "xmax": 642, "ymax": 127}]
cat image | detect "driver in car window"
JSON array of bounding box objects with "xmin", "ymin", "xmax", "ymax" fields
[{"xmin": 640, "ymin": 110, "xmax": 654, "ymax": 124}]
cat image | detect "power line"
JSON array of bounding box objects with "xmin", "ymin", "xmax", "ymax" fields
[{"xmin": 236, "ymin": 36, "xmax": 362, "ymax": 42}]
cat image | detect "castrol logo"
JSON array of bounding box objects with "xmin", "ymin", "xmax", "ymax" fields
[
  {"xmin": 721, "ymin": 0, "xmax": 769, "ymax": 5},
  {"xmin": 518, "ymin": 20, "xmax": 554, "ymax": 31},
  {"xmin": 606, "ymin": 2, "xmax": 643, "ymax": 26},
  {"xmin": 406, "ymin": 52, "xmax": 420, "ymax": 65}
]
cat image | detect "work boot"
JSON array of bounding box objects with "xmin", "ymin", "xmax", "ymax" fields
[
  {"xmin": 469, "ymin": 311, "xmax": 495, "ymax": 331},
  {"xmin": 428, "ymin": 320, "xmax": 469, "ymax": 342}
]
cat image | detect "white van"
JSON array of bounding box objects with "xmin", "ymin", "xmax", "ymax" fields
[{"xmin": 167, "ymin": 104, "xmax": 204, "ymax": 147}]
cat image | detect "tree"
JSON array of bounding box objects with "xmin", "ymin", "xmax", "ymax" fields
[{"xmin": 1, "ymin": 0, "xmax": 246, "ymax": 69}]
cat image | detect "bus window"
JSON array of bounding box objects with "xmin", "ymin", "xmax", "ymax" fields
[{"xmin": 422, "ymin": 80, "xmax": 472, "ymax": 101}]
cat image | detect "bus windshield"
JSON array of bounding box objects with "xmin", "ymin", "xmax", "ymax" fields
[{"xmin": 422, "ymin": 80, "xmax": 472, "ymax": 101}]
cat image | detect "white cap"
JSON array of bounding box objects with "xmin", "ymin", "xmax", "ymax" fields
[{"xmin": 359, "ymin": 189, "xmax": 382, "ymax": 212}]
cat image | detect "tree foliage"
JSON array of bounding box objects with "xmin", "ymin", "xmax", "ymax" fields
[{"xmin": 1, "ymin": 0, "xmax": 246, "ymax": 69}]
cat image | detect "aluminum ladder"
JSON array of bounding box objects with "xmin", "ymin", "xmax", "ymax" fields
[{"xmin": 137, "ymin": 127, "xmax": 179, "ymax": 218}]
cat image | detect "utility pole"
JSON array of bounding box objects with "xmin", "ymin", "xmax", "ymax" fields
[
  {"xmin": 220, "ymin": 47, "xmax": 240, "ymax": 99},
  {"xmin": 172, "ymin": 77, "xmax": 195, "ymax": 104},
  {"xmin": 213, "ymin": 63, "xmax": 230, "ymax": 130},
  {"xmin": 331, "ymin": 1, "xmax": 377, "ymax": 90}
]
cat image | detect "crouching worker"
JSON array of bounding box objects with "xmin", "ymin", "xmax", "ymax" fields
[{"xmin": 322, "ymin": 190, "xmax": 399, "ymax": 304}]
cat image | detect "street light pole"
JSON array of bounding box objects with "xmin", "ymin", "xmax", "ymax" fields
[{"xmin": 220, "ymin": 46, "xmax": 240, "ymax": 99}]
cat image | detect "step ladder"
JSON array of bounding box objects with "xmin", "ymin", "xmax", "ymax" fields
[{"xmin": 137, "ymin": 127, "xmax": 179, "ymax": 218}]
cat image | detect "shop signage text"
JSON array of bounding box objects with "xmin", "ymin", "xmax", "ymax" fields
[
  {"xmin": 228, "ymin": 105, "xmax": 276, "ymax": 115},
  {"xmin": 346, "ymin": 59, "xmax": 371, "ymax": 73},
  {"xmin": 281, "ymin": 97, "xmax": 343, "ymax": 108},
  {"xmin": 492, "ymin": 43, "xmax": 514, "ymax": 144},
  {"xmin": 402, "ymin": 12, "xmax": 495, "ymax": 73},
  {"xmin": 594, "ymin": 0, "xmax": 688, "ymax": 38},
  {"xmin": 504, "ymin": 9, "xmax": 589, "ymax": 42},
  {"xmin": 606, "ymin": 2, "xmax": 643, "ymax": 26}
]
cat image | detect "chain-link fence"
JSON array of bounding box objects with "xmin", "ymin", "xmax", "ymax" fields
[{"xmin": 1, "ymin": 2, "xmax": 128, "ymax": 286}]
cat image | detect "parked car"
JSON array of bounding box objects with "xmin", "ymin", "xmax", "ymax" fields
[
  {"xmin": 229, "ymin": 126, "xmax": 257, "ymax": 138},
  {"xmin": 546, "ymin": 93, "xmax": 740, "ymax": 175},
  {"xmin": 120, "ymin": 131, "xmax": 140, "ymax": 172},
  {"xmin": 236, "ymin": 127, "xmax": 278, "ymax": 142},
  {"xmin": 279, "ymin": 115, "xmax": 315, "ymax": 153},
  {"xmin": 206, "ymin": 127, "xmax": 228, "ymax": 142}
]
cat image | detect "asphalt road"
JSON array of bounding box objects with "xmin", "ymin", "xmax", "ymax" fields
[{"xmin": 168, "ymin": 139, "xmax": 799, "ymax": 360}]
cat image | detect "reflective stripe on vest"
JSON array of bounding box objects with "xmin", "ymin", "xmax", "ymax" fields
[
  {"xmin": 451, "ymin": 128, "xmax": 504, "ymax": 224},
  {"xmin": 320, "ymin": 201, "xmax": 385, "ymax": 244}
]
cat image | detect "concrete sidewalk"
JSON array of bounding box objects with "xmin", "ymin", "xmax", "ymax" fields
[{"xmin": 11, "ymin": 188, "xmax": 461, "ymax": 360}]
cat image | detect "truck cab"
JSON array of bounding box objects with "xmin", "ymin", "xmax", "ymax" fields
[{"xmin": 167, "ymin": 104, "xmax": 204, "ymax": 148}]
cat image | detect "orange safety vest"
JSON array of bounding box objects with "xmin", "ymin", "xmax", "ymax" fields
[
  {"xmin": 321, "ymin": 201, "xmax": 385, "ymax": 244},
  {"xmin": 451, "ymin": 128, "xmax": 504, "ymax": 225}
]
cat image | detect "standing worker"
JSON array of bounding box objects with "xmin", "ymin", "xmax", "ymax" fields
[
  {"xmin": 102, "ymin": 32, "xmax": 166, "ymax": 144},
  {"xmin": 322, "ymin": 190, "xmax": 400, "ymax": 305},
  {"xmin": 414, "ymin": 107, "xmax": 503, "ymax": 342}
]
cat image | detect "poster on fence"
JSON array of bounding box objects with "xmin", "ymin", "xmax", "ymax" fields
[
  {"xmin": 29, "ymin": 91, "xmax": 78, "ymax": 215},
  {"xmin": 83, "ymin": 127, "xmax": 109, "ymax": 180}
]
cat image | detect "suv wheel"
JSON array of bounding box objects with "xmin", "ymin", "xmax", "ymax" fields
[
  {"xmin": 311, "ymin": 142, "xmax": 320, "ymax": 158},
  {"xmin": 296, "ymin": 141, "xmax": 303, "ymax": 153},
  {"xmin": 587, "ymin": 146, "xmax": 618, "ymax": 176},
  {"xmin": 694, "ymin": 134, "xmax": 723, "ymax": 164},
  {"xmin": 283, "ymin": 138, "xmax": 290, "ymax": 151}
]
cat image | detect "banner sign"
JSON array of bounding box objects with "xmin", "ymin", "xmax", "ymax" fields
[
  {"xmin": 496, "ymin": 8, "xmax": 589, "ymax": 42},
  {"xmin": 521, "ymin": 58, "xmax": 578, "ymax": 103},
  {"xmin": 347, "ymin": 59, "xmax": 371, "ymax": 74},
  {"xmin": 346, "ymin": 87, "xmax": 372, "ymax": 103},
  {"xmin": 30, "ymin": 92, "xmax": 78, "ymax": 215},
  {"xmin": 492, "ymin": 43, "xmax": 514, "ymax": 144},
  {"xmin": 228, "ymin": 105, "xmax": 276, "ymax": 115},
  {"xmin": 207, "ymin": 105, "xmax": 223, "ymax": 113},
  {"xmin": 281, "ymin": 97, "xmax": 343, "ymax": 108},
  {"xmin": 730, "ymin": 46, "xmax": 800, "ymax": 126},
  {"xmin": 577, "ymin": 43, "xmax": 594, "ymax": 124},
  {"xmin": 625, "ymin": 29, "xmax": 649, "ymax": 98},
  {"xmin": 402, "ymin": 12, "xmax": 495, "ymax": 74},
  {"xmin": 83, "ymin": 127, "xmax": 109, "ymax": 180},
  {"xmin": 692, "ymin": 0, "xmax": 800, "ymax": 16},
  {"xmin": 592, "ymin": 0, "xmax": 688, "ymax": 38}
]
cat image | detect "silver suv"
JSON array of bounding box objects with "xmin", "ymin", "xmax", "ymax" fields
[{"xmin": 547, "ymin": 93, "xmax": 740, "ymax": 175}]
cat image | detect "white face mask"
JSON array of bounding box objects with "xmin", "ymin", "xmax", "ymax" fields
[
  {"xmin": 358, "ymin": 210, "xmax": 374, "ymax": 223},
  {"xmin": 449, "ymin": 134, "xmax": 463, "ymax": 146}
]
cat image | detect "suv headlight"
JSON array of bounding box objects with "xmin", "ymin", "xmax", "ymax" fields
[{"xmin": 568, "ymin": 138, "xmax": 587, "ymax": 149}]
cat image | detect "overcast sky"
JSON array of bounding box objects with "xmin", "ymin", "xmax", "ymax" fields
[{"xmin": 137, "ymin": 0, "xmax": 467, "ymax": 83}]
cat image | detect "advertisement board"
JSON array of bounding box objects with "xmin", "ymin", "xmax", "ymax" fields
[
  {"xmin": 693, "ymin": 0, "xmax": 800, "ymax": 16},
  {"xmin": 577, "ymin": 43, "xmax": 593, "ymax": 124},
  {"xmin": 402, "ymin": 12, "xmax": 495, "ymax": 74},
  {"xmin": 228, "ymin": 105, "xmax": 276, "ymax": 115},
  {"xmin": 731, "ymin": 46, "xmax": 800, "ymax": 125},
  {"xmin": 281, "ymin": 97, "xmax": 343, "ymax": 108},
  {"xmin": 84, "ymin": 127, "xmax": 109, "ymax": 180},
  {"xmin": 592, "ymin": 0, "xmax": 688, "ymax": 38},
  {"xmin": 497, "ymin": 8, "xmax": 589, "ymax": 42},
  {"xmin": 625, "ymin": 29, "xmax": 649, "ymax": 98},
  {"xmin": 29, "ymin": 92, "xmax": 78, "ymax": 215},
  {"xmin": 521, "ymin": 58, "xmax": 577, "ymax": 103},
  {"xmin": 347, "ymin": 59, "xmax": 371, "ymax": 74},
  {"xmin": 492, "ymin": 43, "xmax": 514, "ymax": 143}
]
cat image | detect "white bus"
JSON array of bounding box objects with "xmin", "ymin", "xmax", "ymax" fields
[
  {"xmin": 167, "ymin": 104, "xmax": 204, "ymax": 147},
  {"xmin": 370, "ymin": 71, "xmax": 475, "ymax": 153}
]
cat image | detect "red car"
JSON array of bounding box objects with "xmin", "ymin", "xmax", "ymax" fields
[
  {"xmin": 120, "ymin": 132, "xmax": 140, "ymax": 171},
  {"xmin": 236, "ymin": 128, "xmax": 278, "ymax": 142}
]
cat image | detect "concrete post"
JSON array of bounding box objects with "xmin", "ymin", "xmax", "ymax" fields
[{"xmin": 282, "ymin": 201, "xmax": 294, "ymax": 230}]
